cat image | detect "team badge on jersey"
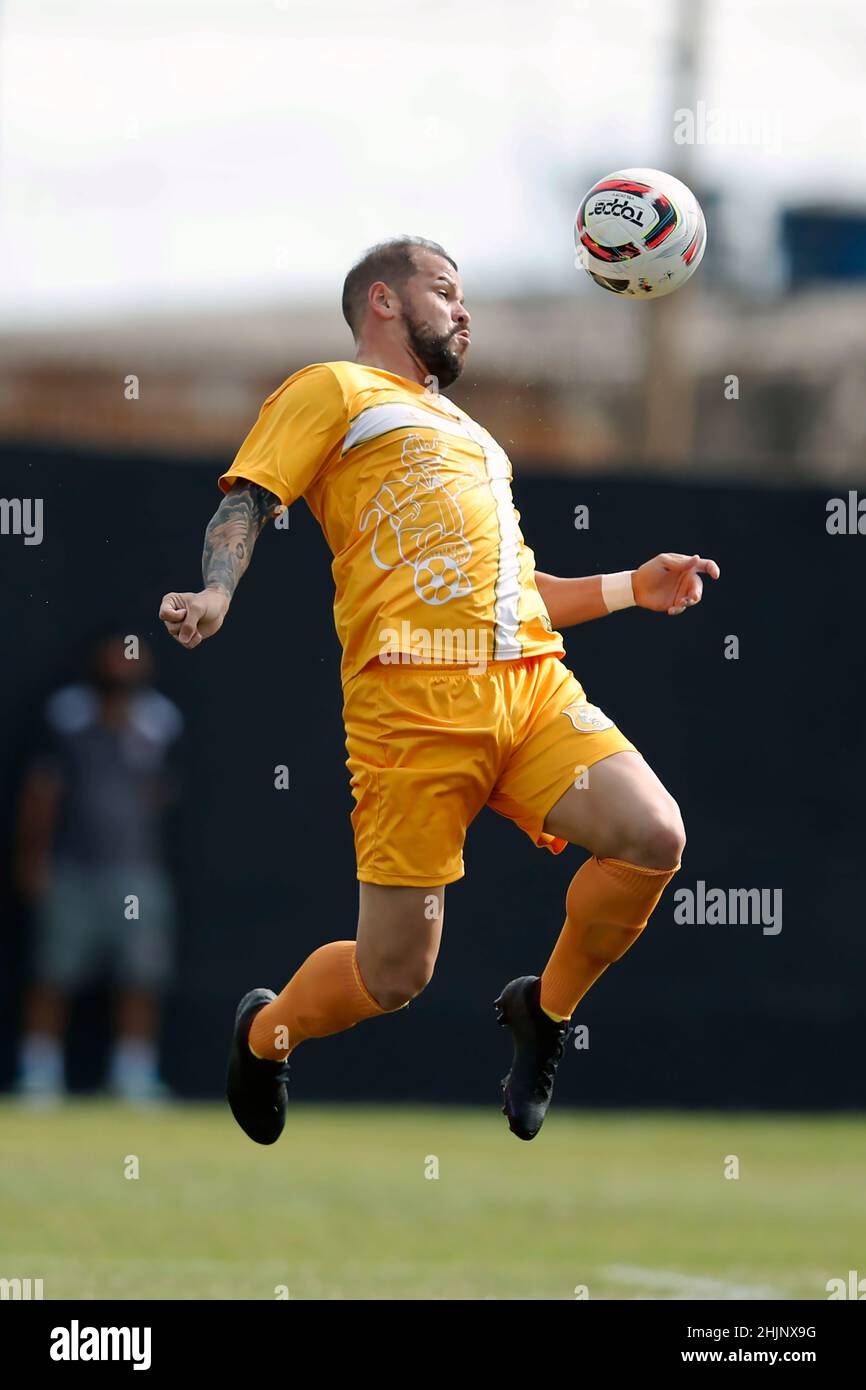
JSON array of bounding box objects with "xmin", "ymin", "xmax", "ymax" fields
[{"xmin": 561, "ymin": 701, "xmax": 614, "ymax": 733}]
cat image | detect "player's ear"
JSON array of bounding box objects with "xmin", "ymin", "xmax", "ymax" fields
[{"xmin": 369, "ymin": 281, "xmax": 395, "ymax": 319}]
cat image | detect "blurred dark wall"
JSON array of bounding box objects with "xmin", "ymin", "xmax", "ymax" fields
[{"xmin": 1, "ymin": 445, "xmax": 863, "ymax": 1109}]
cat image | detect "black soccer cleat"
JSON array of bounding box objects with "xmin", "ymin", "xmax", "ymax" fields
[
  {"xmin": 494, "ymin": 975, "xmax": 570, "ymax": 1141},
  {"xmin": 226, "ymin": 988, "xmax": 290, "ymax": 1145}
]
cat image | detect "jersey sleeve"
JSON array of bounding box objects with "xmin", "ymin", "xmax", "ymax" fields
[{"xmin": 218, "ymin": 363, "xmax": 348, "ymax": 508}]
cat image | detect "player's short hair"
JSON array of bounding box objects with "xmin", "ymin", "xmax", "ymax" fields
[{"xmin": 341, "ymin": 237, "xmax": 458, "ymax": 337}]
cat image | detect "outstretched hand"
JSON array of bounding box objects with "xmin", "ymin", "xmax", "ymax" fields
[{"xmin": 633, "ymin": 553, "xmax": 720, "ymax": 616}]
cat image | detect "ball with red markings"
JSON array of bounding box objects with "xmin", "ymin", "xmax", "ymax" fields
[{"xmin": 574, "ymin": 167, "xmax": 706, "ymax": 299}]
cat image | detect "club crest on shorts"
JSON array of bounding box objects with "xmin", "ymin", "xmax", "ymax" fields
[{"xmin": 561, "ymin": 701, "xmax": 614, "ymax": 733}]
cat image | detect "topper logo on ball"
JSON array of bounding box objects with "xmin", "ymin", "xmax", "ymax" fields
[{"xmin": 574, "ymin": 167, "xmax": 707, "ymax": 299}]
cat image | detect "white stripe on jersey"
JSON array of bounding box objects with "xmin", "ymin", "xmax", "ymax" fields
[
  {"xmin": 460, "ymin": 418, "xmax": 522, "ymax": 660},
  {"xmin": 342, "ymin": 402, "xmax": 472, "ymax": 454}
]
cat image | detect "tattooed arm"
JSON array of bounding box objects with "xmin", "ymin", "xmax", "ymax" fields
[
  {"xmin": 159, "ymin": 480, "xmax": 281, "ymax": 649},
  {"xmin": 201, "ymin": 480, "xmax": 280, "ymax": 600}
]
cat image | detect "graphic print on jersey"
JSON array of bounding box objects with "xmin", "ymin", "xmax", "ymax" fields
[{"xmin": 359, "ymin": 432, "xmax": 475, "ymax": 605}]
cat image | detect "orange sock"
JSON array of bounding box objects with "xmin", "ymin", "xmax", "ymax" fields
[
  {"xmin": 247, "ymin": 941, "xmax": 398, "ymax": 1059},
  {"xmin": 540, "ymin": 856, "xmax": 680, "ymax": 1021}
]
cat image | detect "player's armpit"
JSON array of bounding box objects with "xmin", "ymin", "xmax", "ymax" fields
[{"xmin": 201, "ymin": 480, "xmax": 281, "ymax": 601}]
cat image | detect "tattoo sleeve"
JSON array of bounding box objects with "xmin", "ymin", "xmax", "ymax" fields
[{"xmin": 202, "ymin": 481, "xmax": 281, "ymax": 600}]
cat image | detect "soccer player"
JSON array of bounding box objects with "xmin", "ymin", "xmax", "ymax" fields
[{"xmin": 159, "ymin": 237, "xmax": 718, "ymax": 1143}]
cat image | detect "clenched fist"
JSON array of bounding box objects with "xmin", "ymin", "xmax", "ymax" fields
[{"xmin": 159, "ymin": 587, "xmax": 230, "ymax": 649}]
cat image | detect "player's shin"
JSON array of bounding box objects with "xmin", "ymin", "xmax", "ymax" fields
[
  {"xmin": 539, "ymin": 856, "xmax": 680, "ymax": 1022},
  {"xmin": 247, "ymin": 940, "xmax": 403, "ymax": 1058}
]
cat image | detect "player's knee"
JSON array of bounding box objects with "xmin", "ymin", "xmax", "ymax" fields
[
  {"xmin": 639, "ymin": 800, "xmax": 686, "ymax": 868},
  {"xmin": 613, "ymin": 798, "xmax": 686, "ymax": 869},
  {"xmin": 362, "ymin": 955, "xmax": 436, "ymax": 1011}
]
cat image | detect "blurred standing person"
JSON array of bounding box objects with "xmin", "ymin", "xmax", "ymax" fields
[{"xmin": 14, "ymin": 635, "xmax": 183, "ymax": 1103}]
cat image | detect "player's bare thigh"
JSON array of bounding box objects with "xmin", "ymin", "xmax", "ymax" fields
[
  {"xmin": 542, "ymin": 750, "xmax": 685, "ymax": 869},
  {"xmin": 355, "ymin": 883, "xmax": 445, "ymax": 1010}
]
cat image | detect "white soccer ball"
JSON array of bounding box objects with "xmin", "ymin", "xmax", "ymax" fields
[{"xmin": 574, "ymin": 167, "xmax": 707, "ymax": 299}]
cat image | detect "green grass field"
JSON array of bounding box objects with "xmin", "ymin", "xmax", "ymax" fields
[{"xmin": 1, "ymin": 1101, "xmax": 863, "ymax": 1300}]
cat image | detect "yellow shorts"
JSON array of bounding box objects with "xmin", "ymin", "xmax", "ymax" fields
[{"xmin": 343, "ymin": 654, "xmax": 637, "ymax": 886}]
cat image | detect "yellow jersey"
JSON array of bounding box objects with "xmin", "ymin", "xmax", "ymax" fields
[{"xmin": 218, "ymin": 361, "xmax": 566, "ymax": 685}]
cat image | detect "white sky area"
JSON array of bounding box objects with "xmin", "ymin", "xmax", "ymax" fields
[{"xmin": 1, "ymin": 0, "xmax": 864, "ymax": 326}]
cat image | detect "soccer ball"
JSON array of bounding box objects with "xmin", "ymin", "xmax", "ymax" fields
[{"xmin": 574, "ymin": 167, "xmax": 706, "ymax": 298}]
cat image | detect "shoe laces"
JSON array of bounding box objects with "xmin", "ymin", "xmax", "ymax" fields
[{"xmin": 533, "ymin": 1024, "xmax": 571, "ymax": 1101}]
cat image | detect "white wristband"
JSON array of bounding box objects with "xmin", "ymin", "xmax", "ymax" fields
[{"xmin": 601, "ymin": 570, "xmax": 636, "ymax": 613}]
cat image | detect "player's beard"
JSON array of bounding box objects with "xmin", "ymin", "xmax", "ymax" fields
[{"xmin": 404, "ymin": 311, "xmax": 464, "ymax": 390}]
